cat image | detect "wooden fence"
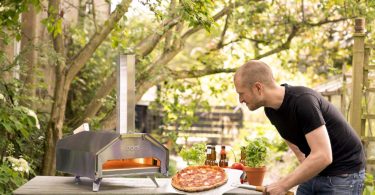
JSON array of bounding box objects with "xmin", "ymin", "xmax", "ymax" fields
[{"xmin": 135, "ymin": 105, "xmax": 243, "ymax": 145}]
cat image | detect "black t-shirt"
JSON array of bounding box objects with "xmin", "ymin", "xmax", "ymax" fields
[{"xmin": 265, "ymin": 84, "xmax": 365, "ymax": 176}]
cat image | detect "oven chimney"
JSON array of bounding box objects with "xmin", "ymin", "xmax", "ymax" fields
[{"xmin": 117, "ymin": 54, "xmax": 135, "ymax": 134}]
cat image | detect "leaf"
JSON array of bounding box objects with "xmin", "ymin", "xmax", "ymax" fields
[
  {"xmin": 52, "ymin": 18, "xmax": 62, "ymax": 38},
  {"xmin": 179, "ymin": 143, "xmax": 206, "ymax": 165},
  {"xmin": 19, "ymin": 128, "xmax": 30, "ymax": 139},
  {"xmin": 2, "ymin": 123, "xmax": 13, "ymax": 133}
]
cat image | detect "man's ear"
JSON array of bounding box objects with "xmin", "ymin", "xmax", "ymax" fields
[{"xmin": 253, "ymin": 82, "xmax": 263, "ymax": 95}]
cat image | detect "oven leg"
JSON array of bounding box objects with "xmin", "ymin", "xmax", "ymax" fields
[
  {"xmin": 93, "ymin": 178, "xmax": 102, "ymax": 192},
  {"xmin": 148, "ymin": 176, "xmax": 159, "ymax": 187},
  {"xmin": 74, "ymin": 176, "xmax": 81, "ymax": 184}
]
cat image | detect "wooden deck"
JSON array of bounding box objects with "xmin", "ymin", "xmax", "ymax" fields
[{"xmin": 13, "ymin": 176, "xmax": 261, "ymax": 195}]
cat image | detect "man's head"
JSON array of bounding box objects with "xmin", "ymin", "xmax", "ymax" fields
[{"xmin": 234, "ymin": 60, "xmax": 275, "ymax": 111}]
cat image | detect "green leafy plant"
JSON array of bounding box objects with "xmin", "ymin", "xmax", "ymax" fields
[
  {"xmin": 0, "ymin": 80, "xmax": 43, "ymax": 182},
  {"xmin": 244, "ymin": 137, "xmax": 269, "ymax": 168},
  {"xmin": 0, "ymin": 0, "xmax": 42, "ymax": 43},
  {"xmin": 179, "ymin": 0, "xmax": 216, "ymax": 31},
  {"xmin": 0, "ymin": 89, "xmax": 41, "ymax": 161},
  {"xmin": 0, "ymin": 156, "xmax": 32, "ymax": 195},
  {"xmin": 364, "ymin": 172, "xmax": 375, "ymax": 195},
  {"xmin": 179, "ymin": 143, "xmax": 206, "ymax": 165}
]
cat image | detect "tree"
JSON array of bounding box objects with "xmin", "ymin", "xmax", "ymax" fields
[
  {"xmin": 81, "ymin": 0, "xmax": 370, "ymax": 130},
  {"xmin": 39, "ymin": 0, "xmax": 134, "ymax": 175}
]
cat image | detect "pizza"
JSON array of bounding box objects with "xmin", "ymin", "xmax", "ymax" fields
[{"xmin": 171, "ymin": 165, "xmax": 228, "ymax": 192}]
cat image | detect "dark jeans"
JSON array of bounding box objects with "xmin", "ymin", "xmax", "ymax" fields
[{"xmin": 297, "ymin": 169, "xmax": 365, "ymax": 195}]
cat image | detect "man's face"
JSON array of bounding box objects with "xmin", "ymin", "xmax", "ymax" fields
[{"xmin": 234, "ymin": 76, "xmax": 263, "ymax": 111}]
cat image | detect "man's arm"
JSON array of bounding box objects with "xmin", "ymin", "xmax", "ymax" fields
[
  {"xmin": 285, "ymin": 140, "xmax": 305, "ymax": 163},
  {"xmin": 266, "ymin": 125, "xmax": 332, "ymax": 195}
]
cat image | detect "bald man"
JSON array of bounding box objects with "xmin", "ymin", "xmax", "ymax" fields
[{"xmin": 234, "ymin": 60, "xmax": 365, "ymax": 195}]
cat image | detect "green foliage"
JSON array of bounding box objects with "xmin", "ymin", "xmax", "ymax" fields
[
  {"xmin": 179, "ymin": 0, "xmax": 216, "ymax": 31},
  {"xmin": 152, "ymin": 78, "xmax": 210, "ymax": 133},
  {"xmin": 364, "ymin": 172, "xmax": 375, "ymax": 195},
  {"xmin": 41, "ymin": 3, "xmax": 65, "ymax": 38},
  {"xmin": 0, "ymin": 164, "xmax": 26, "ymax": 195},
  {"xmin": 164, "ymin": 131, "xmax": 181, "ymax": 154},
  {"xmin": 0, "ymin": 156, "xmax": 32, "ymax": 195},
  {"xmin": 0, "ymin": 0, "xmax": 42, "ymax": 43},
  {"xmin": 244, "ymin": 137, "xmax": 270, "ymax": 168},
  {"xmin": 226, "ymin": 0, "xmax": 375, "ymax": 82},
  {"xmin": 268, "ymin": 135, "xmax": 289, "ymax": 153},
  {"xmin": 140, "ymin": 0, "xmax": 216, "ymax": 31},
  {"xmin": 0, "ymin": 105, "xmax": 37, "ymax": 138},
  {"xmin": 0, "ymin": 72, "xmax": 44, "ymax": 175},
  {"xmin": 167, "ymin": 158, "xmax": 178, "ymax": 177},
  {"xmin": 41, "ymin": 12, "xmax": 63, "ymax": 38},
  {"xmin": 179, "ymin": 143, "xmax": 206, "ymax": 165},
  {"xmin": 0, "ymin": 86, "xmax": 41, "ymax": 157}
]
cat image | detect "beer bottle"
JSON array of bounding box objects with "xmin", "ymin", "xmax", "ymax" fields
[
  {"xmin": 211, "ymin": 146, "xmax": 218, "ymax": 166},
  {"xmin": 240, "ymin": 146, "xmax": 246, "ymax": 166},
  {"xmin": 240, "ymin": 146, "xmax": 247, "ymax": 184},
  {"xmin": 204, "ymin": 145, "xmax": 212, "ymax": 165},
  {"xmin": 219, "ymin": 145, "xmax": 228, "ymax": 167}
]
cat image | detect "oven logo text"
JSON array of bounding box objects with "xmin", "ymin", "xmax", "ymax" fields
[{"xmin": 125, "ymin": 145, "xmax": 140, "ymax": 151}]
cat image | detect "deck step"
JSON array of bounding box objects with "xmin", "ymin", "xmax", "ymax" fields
[
  {"xmin": 364, "ymin": 65, "xmax": 375, "ymax": 70},
  {"xmin": 362, "ymin": 114, "xmax": 375, "ymax": 119}
]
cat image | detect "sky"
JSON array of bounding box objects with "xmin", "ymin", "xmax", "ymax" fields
[{"xmin": 111, "ymin": 0, "xmax": 154, "ymax": 18}]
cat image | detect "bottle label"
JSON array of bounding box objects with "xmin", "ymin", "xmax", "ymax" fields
[{"xmin": 207, "ymin": 149, "xmax": 211, "ymax": 154}]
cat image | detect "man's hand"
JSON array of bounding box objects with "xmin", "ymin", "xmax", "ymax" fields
[{"xmin": 263, "ymin": 181, "xmax": 289, "ymax": 195}]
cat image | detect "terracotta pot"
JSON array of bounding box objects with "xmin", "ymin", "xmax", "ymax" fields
[{"xmin": 243, "ymin": 166, "xmax": 266, "ymax": 186}]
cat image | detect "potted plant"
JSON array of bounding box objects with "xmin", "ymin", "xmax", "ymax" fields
[{"xmin": 243, "ymin": 137, "xmax": 269, "ymax": 186}]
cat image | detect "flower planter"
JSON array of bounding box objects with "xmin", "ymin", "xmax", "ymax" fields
[{"xmin": 244, "ymin": 166, "xmax": 266, "ymax": 186}]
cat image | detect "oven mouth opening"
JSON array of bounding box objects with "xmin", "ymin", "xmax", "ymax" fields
[{"xmin": 102, "ymin": 157, "xmax": 161, "ymax": 170}]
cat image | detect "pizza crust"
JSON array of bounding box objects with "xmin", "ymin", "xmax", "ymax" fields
[{"xmin": 171, "ymin": 165, "xmax": 228, "ymax": 192}]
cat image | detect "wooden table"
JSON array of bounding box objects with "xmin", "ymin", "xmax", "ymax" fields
[{"xmin": 14, "ymin": 176, "xmax": 261, "ymax": 195}]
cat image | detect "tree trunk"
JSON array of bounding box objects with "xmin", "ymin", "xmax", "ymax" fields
[
  {"xmin": 42, "ymin": 72, "xmax": 70, "ymax": 175},
  {"xmin": 0, "ymin": 34, "xmax": 16, "ymax": 82},
  {"xmin": 42, "ymin": 0, "xmax": 66, "ymax": 176},
  {"xmin": 20, "ymin": 4, "xmax": 38, "ymax": 108}
]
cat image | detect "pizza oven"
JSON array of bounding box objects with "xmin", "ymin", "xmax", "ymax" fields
[{"xmin": 56, "ymin": 54, "xmax": 169, "ymax": 191}]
